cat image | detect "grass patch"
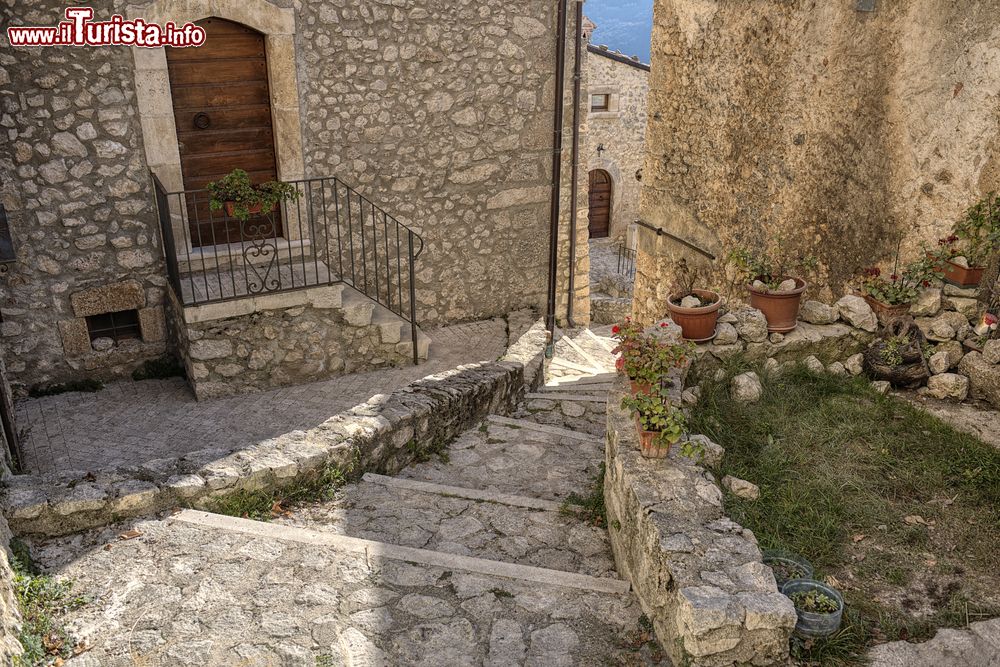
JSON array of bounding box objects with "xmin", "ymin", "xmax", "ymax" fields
[
  {"xmin": 10, "ymin": 540, "xmax": 86, "ymax": 666},
  {"xmin": 690, "ymin": 360, "xmax": 1000, "ymax": 664},
  {"xmin": 27, "ymin": 379, "xmax": 103, "ymax": 398},
  {"xmin": 131, "ymin": 356, "xmax": 185, "ymax": 381},
  {"xmin": 212, "ymin": 462, "xmax": 354, "ymax": 521},
  {"xmin": 405, "ymin": 437, "xmax": 450, "ymax": 464},
  {"xmin": 560, "ymin": 463, "xmax": 606, "ymax": 527}
]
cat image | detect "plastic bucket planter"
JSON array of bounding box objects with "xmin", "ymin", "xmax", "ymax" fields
[
  {"xmin": 762, "ymin": 549, "xmax": 814, "ymax": 588},
  {"xmin": 782, "ymin": 578, "xmax": 845, "ymax": 638}
]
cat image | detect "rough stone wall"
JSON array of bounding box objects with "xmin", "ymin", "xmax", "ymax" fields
[
  {"xmin": 586, "ymin": 47, "xmax": 649, "ymax": 240},
  {"xmin": 295, "ymin": 0, "xmax": 588, "ymax": 326},
  {"xmin": 2, "ymin": 0, "xmax": 589, "ymax": 392},
  {"xmin": 167, "ymin": 286, "xmax": 415, "ymax": 400},
  {"xmin": 0, "ymin": 0, "xmax": 168, "ymax": 392},
  {"xmin": 635, "ymin": 0, "xmax": 1000, "ymax": 324}
]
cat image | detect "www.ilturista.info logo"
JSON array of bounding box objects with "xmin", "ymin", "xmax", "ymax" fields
[{"xmin": 7, "ymin": 7, "xmax": 206, "ymax": 48}]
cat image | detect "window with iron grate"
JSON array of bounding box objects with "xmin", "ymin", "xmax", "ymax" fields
[{"xmin": 86, "ymin": 309, "xmax": 141, "ymax": 345}]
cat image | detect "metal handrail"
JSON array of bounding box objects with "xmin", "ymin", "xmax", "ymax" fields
[
  {"xmin": 633, "ymin": 219, "xmax": 716, "ymax": 261},
  {"xmin": 151, "ymin": 172, "xmax": 424, "ymax": 364}
]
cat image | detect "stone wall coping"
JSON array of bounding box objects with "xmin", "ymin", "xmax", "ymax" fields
[
  {"xmin": 604, "ymin": 376, "xmax": 796, "ymax": 665},
  {"xmin": 2, "ymin": 317, "xmax": 548, "ymax": 537}
]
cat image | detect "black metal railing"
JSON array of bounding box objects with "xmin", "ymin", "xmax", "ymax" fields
[
  {"xmin": 151, "ymin": 172, "xmax": 424, "ymax": 364},
  {"xmin": 617, "ymin": 242, "xmax": 637, "ymax": 280},
  {"xmin": 633, "ymin": 219, "xmax": 716, "ymax": 261}
]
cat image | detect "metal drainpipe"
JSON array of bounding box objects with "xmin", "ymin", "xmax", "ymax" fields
[
  {"xmin": 565, "ymin": 0, "xmax": 584, "ymax": 328},
  {"xmin": 545, "ymin": 0, "xmax": 569, "ymax": 357}
]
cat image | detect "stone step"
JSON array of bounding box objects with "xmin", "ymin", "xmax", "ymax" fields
[
  {"xmin": 556, "ymin": 330, "xmax": 614, "ymax": 373},
  {"xmin": 546, "ymin": 372, "xmax": 617, "ymax": 387},
  {"xmin": 276, "ymin": 474, "xmax": 618, "ymax": 579},
  {"xmin": 549, "ymin": 357, "xmax": 603, "ymax": 375},
  {"xmin": 525, "ymin": 392, "xmax": 607, "ymax": 403},
  {"xmin": 399, "ymin": 418, "xmax": 604, "ymax": 502},
  {"xmin": 582, "ymin": 327, "xmax": 617, "ymax": 354},
  {"xmin": 486, "ymin": 415, "xmax": 601, "ymax": 442},
  {"xmin": 342, "ymin": 285, "xmax": 430, "ymax": 360},
  {"xmin": 178, "ymin": 509, "xmax": 629, "ymax": 595}
]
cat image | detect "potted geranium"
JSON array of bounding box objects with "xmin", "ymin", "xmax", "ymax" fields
[
  {"xmin": 665, "ymin": 258, "xmax": 722, "ymax": 342},
  {"xmin": 206, "ymin": 168, "xmax": 300, "ymax": 222},
  {"xmin": 857, "ymin": 251, "xmax": 940, "ymax": 325},
  {"xmin": 729, "ymin": 246, "xmax": 815, "ymax": 333},
  {"xmin": 613, "ymin": 323, "xmax": 692, "ymax": 396},
  {"xmin": 621, "ymin": 391, "xmax": 687, "ymax": 459},
  {"xmin": 931, "ymin": 192, "xmax": 1000, "ymax": 287}
]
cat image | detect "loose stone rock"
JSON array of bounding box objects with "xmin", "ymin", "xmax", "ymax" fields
[
  {"xmin": 803, "ymin": 355, "xmax": 825, "ymax": 373},
  {"xmin": 731, "ymin": 372, "xmax": 763, "ymax": 403},
  {"xmin": 714, "ymin": 322, "xmax": 738, "ymax": 346},
  {"xmin": 826, "ymin": 361, "xmax": 847, "ymax": 376},
  {"xmin": 799, "ymin": 300, "xmax": 839, "ymax": 325},
  {"xmin": 835, "ymin": 295, "xmax": 877, "ymax": 332},
  {"xmin": 959, "ymin": 352, "xmax": 1000, "ymax": 408},
  {"xmin": 722, "ymin": 475, "xmax": 760, "ymax": 500},
  {"xmin": 732, "ymin": 308, "xmax": 769, "ymax": 343},
  {"xmin": 910, "ymin": 288, "xmax": 942, "ymax": 317},
  {"xmin": 871, "ymin": 380, "xmax": 891, "ymax": 395},
  {"xmin": 844, "ymin": 353, "xmax": 864, "ymax": 376},
  {"xmin": 983, "ymin": 339, "xmax": 1000, "ymax": 365},
  {"xmin": 926, "ymin": 373, "xmax": 969, "ymax": 401}
]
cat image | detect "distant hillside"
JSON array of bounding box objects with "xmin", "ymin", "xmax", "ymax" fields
[{"xmin": 585, "ymin": 0, "xmax": 653, "ymax": 63}]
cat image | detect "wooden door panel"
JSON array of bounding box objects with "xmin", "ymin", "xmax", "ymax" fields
[
  {"xmin": 166, "ymin": 17, "xmax": 282, "ymax": 247},
  {"xmin": 588, "ymin": 170, "xmax": 612, "ymax": 239}
]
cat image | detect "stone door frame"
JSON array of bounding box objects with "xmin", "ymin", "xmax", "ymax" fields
[
  {"xmin": 587, "ymin": 158, "xmax": 624, "ymax": 238},
  {"xmin": 128, "ymin": 0, "xmax": 306, "ymax": 257}
]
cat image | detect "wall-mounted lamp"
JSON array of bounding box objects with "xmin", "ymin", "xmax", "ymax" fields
[
  {"xmin": 635, "ymin": 169, "xmax": 643, "ymax": 182},
  {"xmin": 596, "ymin": 143, "xmax": 605, "ymax": 157}
]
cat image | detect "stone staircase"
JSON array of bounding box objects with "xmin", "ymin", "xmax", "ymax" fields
[{"xmin": 37, "ymin": 328, "xmax": 667, "ymax": 665}]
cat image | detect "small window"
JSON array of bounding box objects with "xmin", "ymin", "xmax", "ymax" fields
[
  {"xmin": 590, "ymin": 94, "xmax": 610, "ymax": 112},
  {"xmin": 86, "ymin": 309, "xmax": 141, "ymax": 345}
]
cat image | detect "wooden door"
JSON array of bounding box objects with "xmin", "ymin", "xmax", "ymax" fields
[
  {"xmin": 588, "ymin": 170, "xmax": 612, "ymax": 238},
  {"xmin": 166, "ymin": 17, "xmax": 282, "ymax": 247}
]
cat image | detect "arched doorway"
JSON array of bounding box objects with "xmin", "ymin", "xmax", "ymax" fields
[
  {"xmin": 166, "ymin": 18, "xmax": 282, "ymax": 246},
  {"xmin": 588, "ymin": 169, "xmax": 612, "ymax": 238}
]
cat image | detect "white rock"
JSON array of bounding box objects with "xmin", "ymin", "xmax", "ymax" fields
[
  {"xmin": 763, "ymin": 357, "xmax": 780, "ymax": 376},
  {"xmin": 799, "ymin": 300, "xmax": 839, "ymax": 325},
  {"xmin": 926, "ymin": 373, "xmax": 969, "ymax": 401},
  {"xmin": 983, "ymin": 339, "xmax": 1000, "ymax": 365},
  {"xmin": 945, "ymin": 296, "xmax": 981, "ymax": 321},
  {"xmin": 90, "ymin": 336, "xmax": 114, "ymax": 352},
  {"xmin": 731, "ymin": 372, "xmax": 763, "ymax": 403},
  {"xmin": 776, "ymin": 279, "xmax": 797, "ymax": 293},
  {"xmin": 751, "ymin": 280, "xmax": 767, "ymax": 290},
  {"xmin": 871, "ymin": 380, "xmax": 891, "ymax": 395},
  {"xmin": 803, "ymin": 355, "xmax": 824, "ymax": 373},
  {"xmin": 844, "ymin": 353, "xmax": 864, "ymax": 376},
  {"xmin": 714, "ymin": 322, "xmax": 738, "ymax": 346},
  {"xmin": 835, "ymin": 295, "xmax": 877, "ymax": 332},
  {"xmin": 722, "ymin": 475, "xmax": 760, "ymax": 500},
  {"xmin": 928, "ymin": 351, "xmax": 952, "ymax": 375},
  {"xmin": 733, "ymin": 308, "xmax": 769, "ymax": 343},
  {"xmin": 951, "ymin": 256, "xmax": 970, "ymax": 268},
  {"xmin": 768, "ymin": 332, "xmax": 784, "ymax": 344},
  {"xmin": 910, "ymin": 288, "xmax": 942, "ymax": 317},
  {"xmin": 682, "ymin": 386, "xmax": 701, "ymax": 405},
  {"xmin": 680, "ymin": 295, "xmax": 702, "ymax": 309},
  {"xmin": 827, "ymin": 362, "xmax": 847, "ymax": 376}
]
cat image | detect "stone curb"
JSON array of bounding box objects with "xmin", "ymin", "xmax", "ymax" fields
[
  {"xmin": 2, "ymin": 318, "xmax": 549, "ymax": 537},
  {"xmin": 604, "ymin": 376, "xmax": 796, "ymax": 667}
]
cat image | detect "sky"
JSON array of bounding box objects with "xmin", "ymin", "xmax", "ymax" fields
[{"xmin": 585, "ymin": 0, "xmax": 654, "ymax": 64}]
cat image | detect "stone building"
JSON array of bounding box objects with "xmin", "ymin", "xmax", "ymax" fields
[
  {"xmin": 0, "ymin": 0, "xmax": 591, "ymax": 403},
  {"xmin": 633, "ymin": 0, "xmax": 1000, "ymax": 323},
  {"xmin": 584, "ymin": 40, "xmax": 650, "ymax": 241}
]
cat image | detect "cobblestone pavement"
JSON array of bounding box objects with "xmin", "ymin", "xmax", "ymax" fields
[
  {"xmin": 15, "ymin": 319, "xmax": 508, "ymax": 475},
  {"xmin": 25, "ymin": 328, "xmax": 668, "ymax": 666},
  {"xmin": 589, "ymin": 239, "xmax": 633, "ymax": 294}
]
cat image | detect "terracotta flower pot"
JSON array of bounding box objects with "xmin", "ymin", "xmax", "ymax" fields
[
  {"xmin": 629, "ymin": 380, "xmax": 653, "ymax": 396},
  {"xmin": 666, "ymin": 290, "xmax": 722, "ymax": 343},
  {"xmin": 635, "ymin": 418, "xmax": 677, "ymax": 459},
  {"xmin": 748, "ymin": 277, "xmax": 807, "ymax": 333},
  {"xmin": 939, "ymin": 259, "xmax": 984, "ymax": 288},
  {"xmin": 863, "ymin": 294, "xmax": 912, "ymax": 326}
]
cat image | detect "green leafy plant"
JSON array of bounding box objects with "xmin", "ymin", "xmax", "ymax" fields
[
  {"xmin": 938, "ymin": 192, "xmax": 1000, "ymax": 268},
  {"xmin": 11, "ymin": 544, "xmax": 86, "ymax": 665},
  {"xmin": 856, "ymin": 249, "xmax": 941, "ymax": 306},
  {"xmin": 878, "ymin": 334, "xmax": 911, "ymax": 367},
  {"xmin": 560, "ymin": 463, "xmax": 607, "ymax": 526},
  {"xmin": 206, "ymin": 168, "xmax": 300, "ymax": 222},
  {"xmin": 622, "ymin": 392, "xmax": 687, "ymax": 449},
  {"xmin": 789, "ymin": 589, "xmax": 841, "ymax": 614},
  {"xmin": 728, "ymin": 245, "xmax": 817, "ymax": 291}
]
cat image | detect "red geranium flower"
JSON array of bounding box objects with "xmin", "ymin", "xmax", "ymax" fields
[{"xmin": 611, "ymin": 325, "xmax": 620, "ymax": 334}]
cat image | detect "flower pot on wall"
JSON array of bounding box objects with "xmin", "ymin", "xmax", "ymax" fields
[
  {"xmin": 629, "ymin": 380, "xmax": 653, "ymax": 396},
  {"xmin": 748, "ymin": 278, "xmax": 807, "ymax": 333},
  {"xmin": 666, "ymin": 290, "xmax": 722, "ymax": 342},
  {"xmin": 940, "ymin": 259, "xmax": 984, "ymax": 288},
  {"xmin": 635, "ymin": 418, "xmax": 678, "ymax": 459},
  {"xmin": 224, "ymin": 201, "xmax": 275, "ymax": 218},
  {"xmin": 863, "ymin": 294, "xmax": 912, "ymax": 326}
]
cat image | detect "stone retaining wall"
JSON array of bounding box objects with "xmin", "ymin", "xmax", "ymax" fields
[
  {"xmin": 2, "ymin": 318, "xmax": 547, "ymax": 537},
  {"xmin": 604, "ymin": 376, "xmax": 796, "ymax": 666}
]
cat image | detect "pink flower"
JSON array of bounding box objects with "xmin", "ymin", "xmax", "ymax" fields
[
  {"xmin": 615, "ymin": 357, "xmax": 625, "ymax": 371},
  {"xmin": 660, "ymin": 322, "xmax": 668, "ymax": 328},
  {"xmin": 985, "ymin": 313, "xmax": 998, "ymax": 325}
]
